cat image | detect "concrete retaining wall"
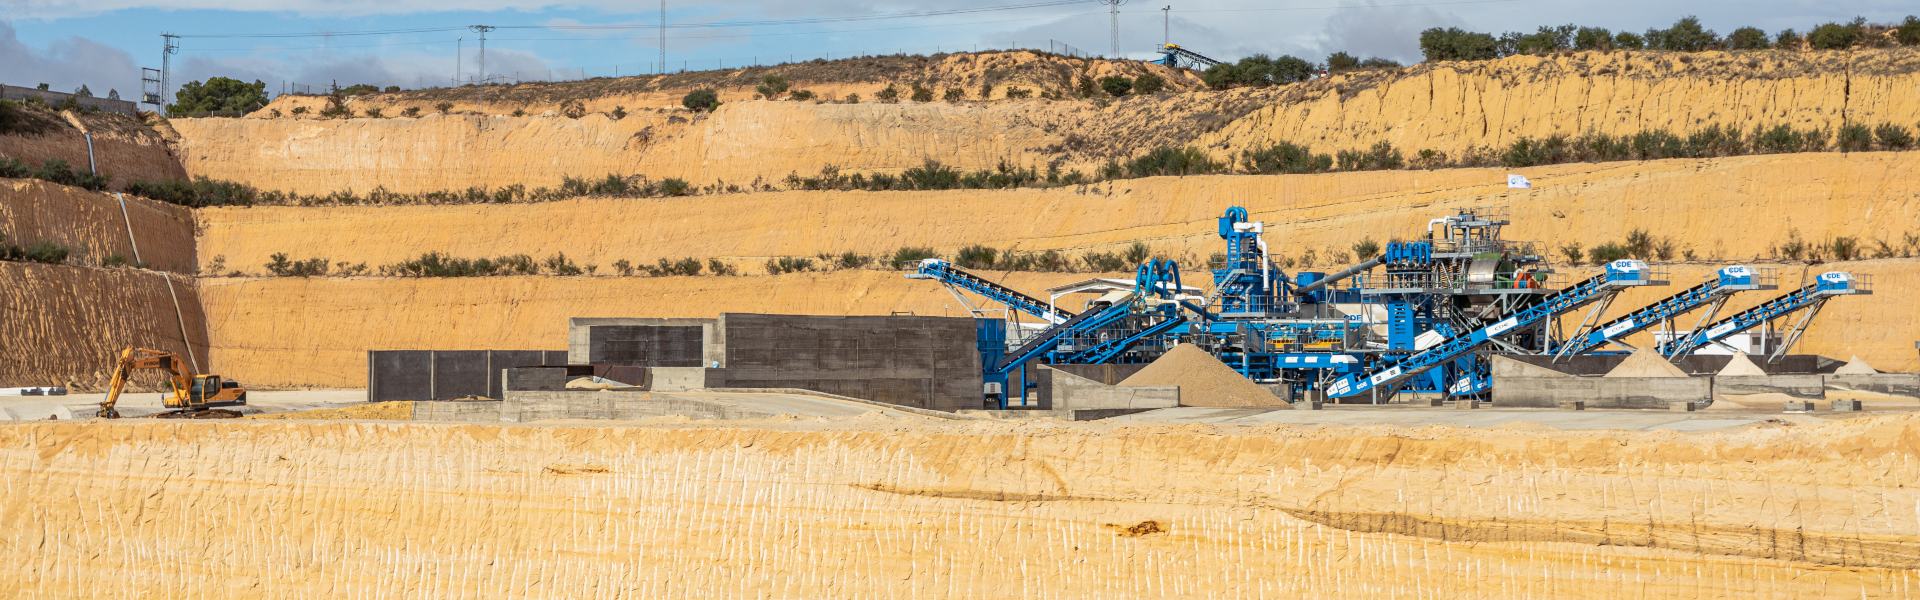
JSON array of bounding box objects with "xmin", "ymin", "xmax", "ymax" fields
[
  {"xmin": 568, "ymin": 318, "xmax": 721, "ymax": 366},
  {"xmin": 648, "ymin": 367, "xmax": 707, "ymax": 391},
  {"xmin": 412, "ymin": 391, "xmax": 801, "ymax": 422},
  {"xmin": 709, "ymin": 314, "xmax": 983, "ymax": 412},
  {"xmin": 368, "ymin": 350, "xmax": 566, "ymax": 401},
  {"xmin": 1826, "ymin": 374, "xmax": 1920, "ymax": 396},
  {"xmin": 1045, "ymin": 367, "xmax": 1177, "ymax": 410},
  {"xmin": 1714, "ymin": 374, "xmax": 1826, "ymax": 399},
  {"xmin": 1494, "ymin": 376, "xmax": 1711, "ymax": 409}
]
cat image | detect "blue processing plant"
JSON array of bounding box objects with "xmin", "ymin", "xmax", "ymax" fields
[{"xmin": 910, "ymin": 207, "xmax": 1871, "ymax": 407}]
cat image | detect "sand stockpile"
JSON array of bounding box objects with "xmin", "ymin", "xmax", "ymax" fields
[
  {"xmin": 1604, "ymin": 349, "xmax": 1691, "ymax": 378},
  {"xmin": 4, "ymin": 416, "xmax": 1919, "ymax": 597},
  {"xmin": 1717, "ymin": 353, "xmax": 1770, "ymax": 376},
  {"xmin": 1121, "ymin": 344, "xmax": 1287, "ymax": 408},
  {"xmin": 1835, "ymin": 355, "xmax": 1880, "ymax": 375},
  {"xmin": 245, "ymin": 401, "xmax": 415, "ymax": 420}
]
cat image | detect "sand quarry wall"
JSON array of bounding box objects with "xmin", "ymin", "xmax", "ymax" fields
[
  {"xmin": 1198, "ymin": 48, "xmax": 1920, "ymax": 163},
  {"xmin": 2, "ymin": 416, "xmax": 1917, "ymax": 597},
  {"xmin": 0, "ymin": 178, "xmax": 197, "ymax": 274},
  {"xmin": 198, "ymin": 270, "xmax": 1094, "ymax": 389},
  {"xmin": 196, "ymin": 152, "xmax": 1920, "ymax": 274},
  {"xmin": 0, "ymin": 263, "xmax": 211, "ymax": 390},
  {"xmin": 0, "ymin": 110, "xmax": 186, "ymax": 188},
  {"xmin": 172, "ymin": 49, "xmax": 1920, "ymax": 196}
]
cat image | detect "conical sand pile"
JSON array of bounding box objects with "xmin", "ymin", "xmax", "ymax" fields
[
  {"xmin": 1120, "ymin": 345, "xmax": 1288, "ymax": 408},
  {"xmin": 1834, "ymin": 356, "xmax": 1879, "ymax": 375},
  {"xmin": 1603, "ymin": 349, "xmax": 1690, "ymax": 378},
  {"xmin": 1716, "ymin": 353, "xmax": 1769, "ymax": 376}
]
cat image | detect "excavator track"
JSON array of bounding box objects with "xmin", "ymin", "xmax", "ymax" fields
[{"xmin": 153, "ymin": 409, "xmax": 245, "ymax": 419}]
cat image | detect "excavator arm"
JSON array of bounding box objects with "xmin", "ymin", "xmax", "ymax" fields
[{"xmin": 97, "ymin": 347, "xmax": 194, "ymax": 419}]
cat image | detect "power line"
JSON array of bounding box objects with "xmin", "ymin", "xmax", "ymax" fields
[{"xmin": 171, "ymin": 0, "xmax": 1088, "ymax": 41}]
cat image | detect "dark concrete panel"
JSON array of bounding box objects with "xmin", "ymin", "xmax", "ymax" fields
[
  {"xmin": 432, "ymin": 351, "xmax": 491, "ymax": 400},
  {"xmin": 368, "ymin": 351, "xmax": 431, "ymax": 402}
]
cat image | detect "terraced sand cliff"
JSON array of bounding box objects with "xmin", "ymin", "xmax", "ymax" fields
[
  {"xmin": 195, "ymin": 151, "xmax": 1920, "ymax": 273},
  {"xmin": 0, "ymin": 109, "xmax": 187, "ymax": 188},
  {"xmin": 171, "ymin": 49, "xmax": 1920, "ymax": 196},
  {"xmin": 0, "ymin": 263, "xmax": 210, "ymax": 390},
  {"xmin": 3, "ymin": 416, "xmax": 1915, "ymax": 597},
  {"xmin": 0, "ymin": 179, "xmax": 197, "ymax": 274}
]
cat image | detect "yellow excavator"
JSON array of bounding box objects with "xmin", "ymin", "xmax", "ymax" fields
[{"xmin": 96, "ymin": 347, "xmax": 248, "ymax": 419}]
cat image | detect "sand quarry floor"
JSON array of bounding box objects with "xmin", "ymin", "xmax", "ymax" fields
[{"xmin": 2, "ymin": 394, "xmax": 1919, "ymax": 598}]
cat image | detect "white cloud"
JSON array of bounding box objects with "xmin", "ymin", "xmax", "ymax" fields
[{"xmin": 0, "ymin": 21, "xmax": 143, "ymax": 98}]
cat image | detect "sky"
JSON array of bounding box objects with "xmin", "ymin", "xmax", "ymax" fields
[{"xmin": 2, "ymin": 0, "xmax": 1914, "ymax": 104}]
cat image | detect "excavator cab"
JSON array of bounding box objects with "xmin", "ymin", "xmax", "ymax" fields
[{"xmin": 181, "ymin": 375, "xmax": 247, "ymax": 409}]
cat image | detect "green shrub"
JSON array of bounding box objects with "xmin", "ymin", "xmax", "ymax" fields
[
  {"xmin": 265, "ymin": 253, "xmax": 329, "ymax": 276},
  {"xmin": 902, "ymin": 159, "xmax": 963, "ymax": 190},
  {"xmin": 401, "ymin": 106, "xmax": 421, "ymax": 117},
  {"xmin": 942, "ymin": 88, "xmax": 964, "ymax": 102},
  {"xmin": 1080, "ymin": 251, "xmax": 1127, "ymax": 272},
  {"xmin": 909, "ymin": 85, "xmax": 933, "ymax": 102},
  {"xmin": 435, "ymin": 102, "xmax": 453, "ymax": 114},
  {"xmin": 1808, "ymin": 20, "xmax": 1864, "ymax": 50},
  {"xmin": 29, "ymin": 159, "xmax": 109, "ymax": 191},
  {"xmin": 542, "ymin": 252, "xmax": 584, "ymax": 276},
  {"xmin": 1240, "ymin": 141, "xmax": 1333, "ymax": 174},
  {"xmin": 1099, "ymin": 76, "xmax": 1133, "ymax": 97},
  {"xmin": 1125, "ymin": 146, "xmax": 1221, "ymax": 177},
  {"xmin": 381, "ymin": 252, "xmax": 539, "ymax": 277},
  {"xmin": 755, "ymin": 75, "xmax": 789, "ymax": 99},
  {"xmin": 954, "ymin": 244, "xmax": 998, "ymax": 269},
  {"xmin": 876, "ymin": 84, "xmax": 901, "ymax": 102},
  {"xmin": 788, "ymin": 90, "xmax": 815, "ymax": 101},
  {"xmin": 0, "ymin": 157, "xmax": 26, "ymax": 178},
  {"xmin": 658, "ymin": 178, "xmax": 692, "ymax": 196},
  {"xmin": 1559, "ymin": 242, "xmax": 1585, "ymax": 266},
  {"xmin": 1587, "ymin": 242, "xmax": 1630, "ymax": 264},
  {"xmin": 681, "ymin": 89, "xmax": 720, "ymax": 112},
  {"xmin": 1874, "ymin": 123, "xmax": 1914, "ymax": 150},
  {"xmin": 1003, "ymin": 87, "xmax": 1031, "ymax": 100},
  {"xmin": 1132, "ymin": 73, "xmax": 1165, "ymax": 94},
  {"xmin": 764, "ymin": 256, "xmax": 815, "ymax": 274},
  {"xmin": 1124, "ymin": 242, "xmax": 1150, "ymax": 265},
  {"xmin": 1899, "ymin": 16, "xmax": 1920, "ymax": 46},
  {"xmin": 1351, "ymin": 239, "xmax": 1381, "ymax": 260},
  {"xmin": 1837, "ymin": 124, "xmax": 1873, "ymax": 152},
  {"xmin": 707, "ymin": 258, "xmax": 738, "ymax": 276},
  {"xmin": 889, "ymin": 246, "xmax": 938, "ymax": 269},
  {"xmin": 1337, "ymin": 141, "xmax": 1404, "ymax": 171}
]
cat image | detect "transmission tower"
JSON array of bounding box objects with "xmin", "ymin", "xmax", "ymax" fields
[
  {"xmin": 659, "ymin": 0, "xmax": 667, "ymax": 74},
  {"xmin": 157, "ymin": 34, "xmax": 179, "ymax": 110},
  {"xmin": 469, "ymin": 25, "xmax": 495, "ymax": 83},
  {"xmin": 1099, "ymin": 0, "xmax": 1126, "ymax": 57}
]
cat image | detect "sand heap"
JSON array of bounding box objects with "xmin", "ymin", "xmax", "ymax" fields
[
  {"xmin": 1603, "ymin": 349, "xmax": 1691, "ymax": 378},
  {"xmin": 1835, "ymin": 356, "xmax": 1880, "ymax": 375},
  {"xmin": 1120, "ymin": 344, "xmax": 1287, "ymax": 407},
  {"xmin": 1717, "ymin": 353, "xmax": 1769, "ymax": 376}
]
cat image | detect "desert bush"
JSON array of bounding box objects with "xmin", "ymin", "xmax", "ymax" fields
[
  {"xmin": 1837, "ymin": 123, "xmax": 1873, "ymax": 152},
  {"xmin": 1587, "ymin": 242, "xmax": 1630, "ymax": 264},
  {"xmin": 1003, "ymin": 87, "xmax": 1031, "ymax": 99},
  {"xmin": 560, "ymin": 99, "xmax": 586, "ymax": 119},
  {"xmin": 707, "ymin": 259, "xmax": 737, "ymax": 276},
  {"xmin": 542, "ymin": 252, "xmax": 584, "ymax": 275},
  {"xmin": 755, "ymin": 76, "xmax": 789, "ymax": 99},
  {"xmin": 1081, "ymin": 251, "xmax": 1127, "ymax": 272},
  {"xmin": 265, "ymin": 253, "xmax": 329, "ymax": 277},
  {"xmin": 401, "ymin": 106, "xmax": 421, "ymax": 117},
  {"xmin": 889, "ymin": 246, "xmax": 938, "ymax": 269},
  {"xmin": 681, "ymin": 89, "xmax": 720, "ymax": 112},
  {"xmin": 954, "ymin": 244, "xmax": 998, "ymax": 269},
  {"xmin": 1125, "ymin": 146, "xmax": 1222, "ymax": 177},
  {"xmin": 364, "ymin": 107, "xmax": 384, "ymax": 118},
  {"xmin": 1337, "ymin": 141, "xmax": 1404, "ymax": 171},
  {"xmin": 1559, "ymin": 242, "xmax": 1585, "ymax": 266},
  {"xmin": 764, "ymin": 256, "xmax": 815, "ymax": 274},
  {"xmin": 1727, "ymin": 26, "xmax": 1771, "ymax": 49},
  {"xmin": 789, "ymin": 90, "xmax": 815, "ymax": 101},
  {"xmin": 1240, "ymin": 141, "xmax": 1333, "ymax": 174},
  {"xmin": 1351, "ymin": 238, "xmax": 1381, "ymax": 260},
  {"xmin": 876, "ymin": 84, "xmax": 900, "ymax": 102},
  {"xmin": 1808, "ymin": 20, "xmax": 1864, "ymax": 50},
  {"xmin": 28, "ymin": 159, "xmax": 109, "ymax": 191},
  {"xmin": 1874, "ymin": 123, "xmax": 1914, "ymax": 150},
  {"xmin": 909, "ymin": 85, "xmax": 934, "ymax": 102},
  {"xmin": 381, "ymin": 252, "xmax": 539, "ymax": 277},
  {"xmin": 1132, "ymin": 73, "xmax": 1165, "ymax": 94},
  {"xmin": 658, "ymin": 178, "xmax": 692, "ymax": 196},
  {"xmin": 942, "ymin": 88, "xmax": 964, "ymax": 102},
  {"xmin": 1099, "ymin": 76, "xmax": 1133, "ymax": 97}
]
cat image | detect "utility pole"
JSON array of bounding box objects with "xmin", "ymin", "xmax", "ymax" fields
[
  {"xmin": 456, "ymin": 37, "xmax": 463, "ymax": 84},
  {"xmin": 1099, "ymin": 0, "xmax": 1127, "ymax": 57},
  {"xmin": 159, "ymin": 33, "xmax": 179, "ymax": 110},
  {"xmin": 659, "ymin": 0, "xmax": 667, "ymax": 74},
  {"xmin": 469, "ymin": 25, "xmax": 495, "ymax": 84},
  {"xmin": 1162, "ymin": 5, "xmax": 1171, "ymax": 46}
]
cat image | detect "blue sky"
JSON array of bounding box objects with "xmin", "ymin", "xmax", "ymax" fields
[{"xmin": 3, "ymin": 1, "xmax": 1913, "ymax": 104}]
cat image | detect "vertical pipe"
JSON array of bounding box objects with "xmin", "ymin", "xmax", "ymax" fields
[{"xmin": 84, "ymin": 132, "xmax": 96, "ymax": 175}]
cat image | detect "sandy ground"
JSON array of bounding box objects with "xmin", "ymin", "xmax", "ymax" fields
[
  {"xmin": 0, "ymin": 388, "xmax": 365, "ymax": 421},
  {"xmin": 2, "ymin": 413, "xmax": 1916, "ymax": 597}
]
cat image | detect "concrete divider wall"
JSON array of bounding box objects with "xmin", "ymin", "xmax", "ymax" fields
[
  {"xmin": 1826, "ymin": 374, "xmax": 1920, "ymax": 396},
  {"xmin": 711, "ymin": 314, "xmax": 983, "ymax": 411},
  {"xmin": 1048, "ymin": 369, "xmax": 1178, "ymax": 411},
  {"xmin": 1494, "ymin": 376, "xmax": 1712, "ymax": 409},
  {"xmin": 1714, "ymin": 375, "xmax": 1826, "ymax": 399},
  {"xmin": 367, "ymin": 349, "xmax": 566, "ymax": 401},
  {"xmin": 568, "ymin": 318, "xmax": 721, "ymax": 366}
]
